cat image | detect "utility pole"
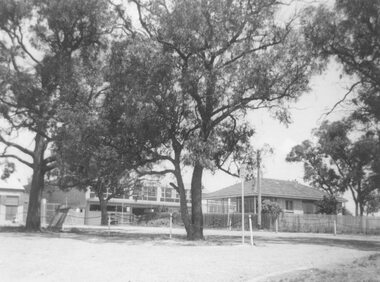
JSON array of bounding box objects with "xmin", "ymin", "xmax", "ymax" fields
[{"xmin": 257, "ymin": 150, "xmax": 262, "ymax": 229}]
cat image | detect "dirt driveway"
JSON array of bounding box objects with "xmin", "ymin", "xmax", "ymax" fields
[{"xmin": 0, "ymin": 226, "xmax": 379, "ymax": 282}]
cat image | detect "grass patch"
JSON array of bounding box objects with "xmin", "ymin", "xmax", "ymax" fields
[{"xmin": 267, "ymin": 253, "xmax": 380, "ymax": 282}]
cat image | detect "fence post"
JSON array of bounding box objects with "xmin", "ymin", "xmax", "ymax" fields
[
  {"xmin": 333, "ymin": 220, "xmax": 337, "ymax": 236},
  {"xmin": 275, "ymin": 218, "xmax": 278, "ymax": 233},
  {"xmin": 108, "ymin": 215, "xmax": 110, "ymax": 236},
  {"xmin": 169, "ymin": 213, "xmax": 173, "ymax": 239},
  {"xmin": 40, "ymin": 198, "xmax": 46, "ymax": 227},
  {"xmin": 249, "ymin": 214, "xmax": 253, "ymax": 246}
]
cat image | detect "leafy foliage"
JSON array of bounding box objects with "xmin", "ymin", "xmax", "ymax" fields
[
  {"xmin": 365, "ymin": 193, "xmax": 380, "ymax": 215},
  {"xmin": 0, "ymin": 161, "xmax": 15, "ymax": 180},
  {"xmin": 316, "ymin": 195, "xmax": 341, "ymax": 215},
  {"xmin": 303, "ymin": 0, "xmax": 380, "ymax": 123},
  {"xmin": 261, "ymin": 200, "xmax": 282, "ymax": 217},
  {"xmin": 0, "ymin": 0, "xmax": 113, "ymax": 229}
]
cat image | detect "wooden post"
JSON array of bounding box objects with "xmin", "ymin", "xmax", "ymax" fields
[
  {"xmin": 121, "ymin": 203, "xmax": 124, "ymax": 225},
  {"xmin": 241, "ymin": 179, "xmax": 245, "ymax": 244},
  {"xmin": 227, "ymin": 198, "xmax": 231, "ymax": 230},
  {"xmin": 249, "ymin": 214, "xmax": 253, "ymax": 246},
  {"xmin": 108, "ymin": 215, "xmax": 110, "ymax": 236},
  {"xmin": 169, "ymin": 213, "xmax": 173, "ymax": 239},
  {"xmin": 333, "ymin": 220, "xmax": 337, "ymax": 236},
  {"xmin": 275, "ymin": 218, "xmax": 278, "ymax": 233},
  {"xmin": 257, "ymin": 151, "xmax": 262, "ymax": 229},
  {"xmin": 40, "ymin": 198, "xmax": 46, "ymax": 227}
]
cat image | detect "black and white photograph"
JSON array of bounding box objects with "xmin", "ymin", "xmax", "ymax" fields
[{"xmin": 0, "ymin": 0, "xmax": 379, "ymax": 281}]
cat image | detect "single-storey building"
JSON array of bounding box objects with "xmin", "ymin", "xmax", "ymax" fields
[
  {"xmin": 0, "ymin": 179, "xmax": 25, "ymax": 224},
  {"xmin": 204, "ymin": 178, "xmax": 345, "ymax": 215}
]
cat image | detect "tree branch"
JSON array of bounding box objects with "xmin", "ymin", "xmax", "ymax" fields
[
  {"xmin": 136, "ymin": 169, "xmax": 175, "ymax": 176},
  {"xmin": 323, "ymin": 80, "xmax": 361, "ymax": 117},
  {"xmin": 0, "ymin": 135, "xmax": 34, "ymax": 157},
  {"xmin": 0, "ymin": 154, "xmax": 33, "ymax": 168}
]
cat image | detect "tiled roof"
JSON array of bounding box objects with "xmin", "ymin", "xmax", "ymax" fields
[{"xmin": 204, "ymin": 178, "xmax": 345, "ymax": 202}]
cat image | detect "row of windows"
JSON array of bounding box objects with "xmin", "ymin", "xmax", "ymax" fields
[{"xmin": 89, "ymin": 187, "xmax": 191, "ymax": 202}]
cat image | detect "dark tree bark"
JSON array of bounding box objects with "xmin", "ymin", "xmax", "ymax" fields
[
  {"xmin": 190, "ymin": 163, "xmax": 204, "ymax": 240},
  {"xmin": 175, "ymin": 174, "xmax": 193, "ymax": 239},
  {"xmin": 25, "ymin": 134, "xmax": 46, "ymax": 231},
  {"xmin": 98, "ymin": 193, "xmax": 109, "ymax": 226},
  {"xmin": 171, "ymin": 148, "xmax": 194, "ymax": 239}
]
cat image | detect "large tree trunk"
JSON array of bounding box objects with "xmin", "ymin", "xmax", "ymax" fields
[
  {"xmin": 359, "ymin": 202, "xmax": 364, "ymax": 216},
  {"xmin": 25, "ymin": 134, "xmax": 46, "ymax": 231},
  {"xmin": 190, "ymin": 162, "xmax": 204, "ymax": 240},
  {"xmin": 354, "ymin": 201, "xmax": 359, "ymax": 216},
  {"xmin": 173, "ymin": 169, "xmax": 194, "ymax": 239},
  {"xmin": 99, "ymin": 196, "xmax": 108, "ymax": 226}
]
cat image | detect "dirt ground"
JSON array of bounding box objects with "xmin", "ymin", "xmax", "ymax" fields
[{"xmin": 0, "ymin": 226, "xmax": 379, "ymax": 282}]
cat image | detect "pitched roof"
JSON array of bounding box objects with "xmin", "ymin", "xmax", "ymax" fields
[
  {"xmin": 0, "ymin": 178, "xmax": 24, "ymax": 192},
  {"xmin": 204, "ymin": 178, "xmax": 345, "ymax": 202}
]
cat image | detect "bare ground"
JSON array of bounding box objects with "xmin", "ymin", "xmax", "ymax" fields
[{"xmin": 0, "ymin": 226, "xmax": 379, "ymax": 282}]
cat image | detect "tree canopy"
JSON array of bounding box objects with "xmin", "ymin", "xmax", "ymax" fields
[
  {"xmin": 105, "ymin": 0, "xmax": 318, "ymax": 239},
  {"xmin": 303, "ymin": 0, "xmax": 380, "ymax": 123},
  {"xmin": 0, "ymin": 0, "xmax": 113, "ymax": 230}
]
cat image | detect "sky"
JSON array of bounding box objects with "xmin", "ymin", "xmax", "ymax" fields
[{"xmin": 201, "ymin": 61, "xmax": 353, "ymax": 190}]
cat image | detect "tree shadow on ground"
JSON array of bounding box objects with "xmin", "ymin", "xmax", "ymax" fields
[{"xmin": 1, "ymin": 226, "xmax": 379, "ymax": 251}]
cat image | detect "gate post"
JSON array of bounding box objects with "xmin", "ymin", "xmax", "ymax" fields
[{"xmin": 40, "ymin": 198, "xmax": 47, "ymax": 227}]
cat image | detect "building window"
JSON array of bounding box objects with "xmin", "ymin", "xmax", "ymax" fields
[
  {"xmin": 6, "ymin": 206, "xmax": 18, "ymax": 221},
  {"xmin": 5, "ymin": 196, "xmax": 19, "ymax": 221},
  {"xmin": 142, "ymin": 186, "xmax": 157, "ymax": 201},
  {"xmin": 160, "ymin": 187, "xmax": 175, "ymax": 202},
  {"xmin": 89, "ymin": 204, "xmax": 101, "ymax": 211},
  {"xmin": 285, "ymin": 200, "xmax": 293, "ymax": 211}
]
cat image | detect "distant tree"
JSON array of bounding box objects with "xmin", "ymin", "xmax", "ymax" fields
[
  {"xmin": 0, "ymin": 0, "xmax": 113, "ymax": 230},
  {"xmin": 365, "ymin": 193, "xmax": 380, "ymax": 216},
  {"xmin": 109, "ymin": 0, "xmax": 317, "ymax": 240},
  {"xmin": 316, "ymin": 195, "xmax": 341, "ymax": 215},
  {"xmin": 286, "ymin": 140, "xmax": 341, "ymax": 195},
  {"xmin": 0, "ymin": 161, "xmax": 15, "ymax": 180},
  {"xmin": 287, "ymin": 119, "xmax": 380, "ymax": 216},
  {"xmin": 53, "ymin": 76, "xmax": 165, "ymax": 225},
  {"xmin": 54, "ymin": 110, "xmax": 138, "ymax": 225}
]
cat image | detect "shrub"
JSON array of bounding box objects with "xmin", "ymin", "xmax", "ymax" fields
[{"xmin": 261, "ymin": 200, "xmax": 282, "ymax": 217}]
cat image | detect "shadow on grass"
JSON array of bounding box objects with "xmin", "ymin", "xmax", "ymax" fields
[
  {"xmin": 210, "ymin": 234, "xmax": 380, "ymax": 252},
  {"xmin": 1, "ymin": 226, "xmax": 380, "ymax": 251}
]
